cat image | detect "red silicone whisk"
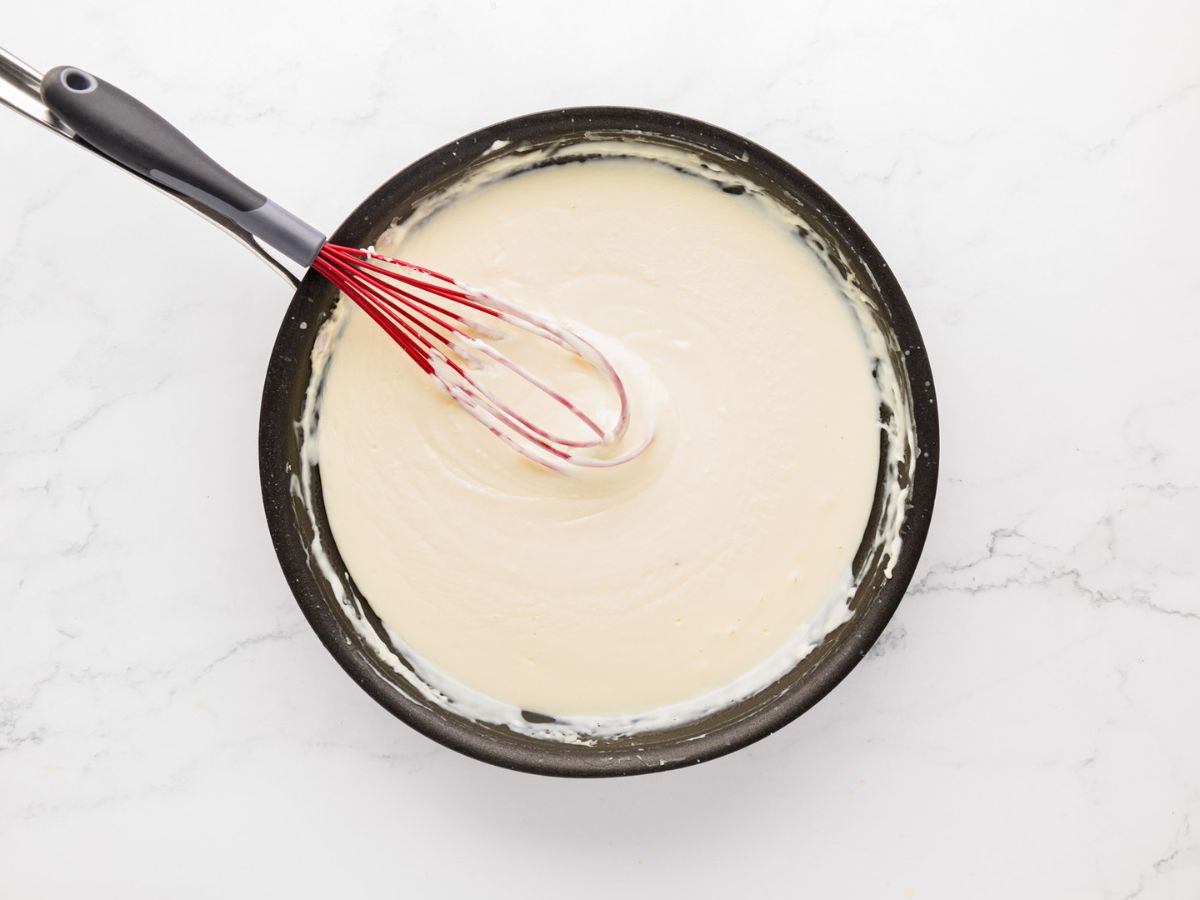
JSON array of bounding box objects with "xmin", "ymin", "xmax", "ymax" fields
[{"xmin": 310, "ymin": 244, "xmax": 651, "ymax": 470}]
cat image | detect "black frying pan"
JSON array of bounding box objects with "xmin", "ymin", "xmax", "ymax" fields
[{"xmin": 3, "ymin": 49, "xmax": 939, "ymax": 777}]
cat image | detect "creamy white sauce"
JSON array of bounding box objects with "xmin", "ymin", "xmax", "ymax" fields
[{"xmin": 297, "ymin": 139, "xmax": 913, "ymax": 741}]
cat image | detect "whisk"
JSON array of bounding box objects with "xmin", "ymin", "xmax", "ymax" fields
[
  {"xmin": 0, "ymin": 54, "xmax": 650, "ymax": 471},
  {"xmin": 311, "ymin": 245, "xmax": 651, "ymax": 470}
]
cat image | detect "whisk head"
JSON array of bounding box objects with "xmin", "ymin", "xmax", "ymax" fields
[{"xmin": 311, "ymin": 243, "xmax": 652, "ymax": 471}]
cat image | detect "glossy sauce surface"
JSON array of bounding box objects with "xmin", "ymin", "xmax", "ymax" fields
[{"xmin": 314, "ymin": 154, "xmax": 881, "ymax": 719}]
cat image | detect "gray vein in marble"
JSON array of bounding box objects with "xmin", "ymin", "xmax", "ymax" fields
[
  {"xmin": 182, "ymin": 627, "xmax": 305, "ymax": 691},
  {"xmin": 1119, "ymin": 813, "xmax": 1196, "ymax": 900},
  {"xmin": 0, "ymin": 375, "xmax": 170, "ymax": 457},
  {"xmin": 912, "ymin": 517, "xmax": 1200, "ymax": 622},
  {"xmin": 1087, "ymin": 82, "xmax": 1200, "ymax": 160}
]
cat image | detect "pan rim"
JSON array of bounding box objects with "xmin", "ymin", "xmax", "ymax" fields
[{"xmin": 258, "ymin": 106, "xmax": 939, "ymax": 777}]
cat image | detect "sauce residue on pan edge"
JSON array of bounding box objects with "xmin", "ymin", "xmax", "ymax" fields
[{"xmin": 295, "ymin": 139, "xmax": 914, "ymax": 742}]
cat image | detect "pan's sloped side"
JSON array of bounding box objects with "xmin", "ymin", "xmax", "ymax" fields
[{"xmin": 259, "ymin": 108, "xmax": 939, "ymax": 777}]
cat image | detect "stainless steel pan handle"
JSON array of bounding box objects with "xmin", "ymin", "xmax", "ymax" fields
[
  {"xmin": 0, "ymin": 48, "xmax": 73, "ymax": 135},
  {"xmin": 0, "ymin": 46, "xmax": 301, "ymax": 288}
]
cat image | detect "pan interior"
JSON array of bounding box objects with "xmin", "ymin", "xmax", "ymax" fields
[{"xmin": 258, "ymin": 108, "xmax": 937, "ymax": 776}]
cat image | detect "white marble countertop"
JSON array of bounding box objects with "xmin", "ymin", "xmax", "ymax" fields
[{"xmin": 2, "ymin": 1, "xmax": 1198, "ymax": 896}]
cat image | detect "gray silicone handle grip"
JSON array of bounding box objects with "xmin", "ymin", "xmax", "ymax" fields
[{"xmin": 40, "ymin": 65, "xmax": 325, "ymax": 266}]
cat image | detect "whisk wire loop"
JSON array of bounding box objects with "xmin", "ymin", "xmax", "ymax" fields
[{"xmin": 312, "ymin": 243, "xmax": 652, "ymax": 470}]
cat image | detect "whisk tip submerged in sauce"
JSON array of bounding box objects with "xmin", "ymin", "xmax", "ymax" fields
[{"xmin": 312, "ymin": 243, "xmax": 652, "ymax": 472}]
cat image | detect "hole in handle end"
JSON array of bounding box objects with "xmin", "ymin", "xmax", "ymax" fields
[{"xmin": 61, "ymin": 68, "xmax": 97, "ymax": 93}]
